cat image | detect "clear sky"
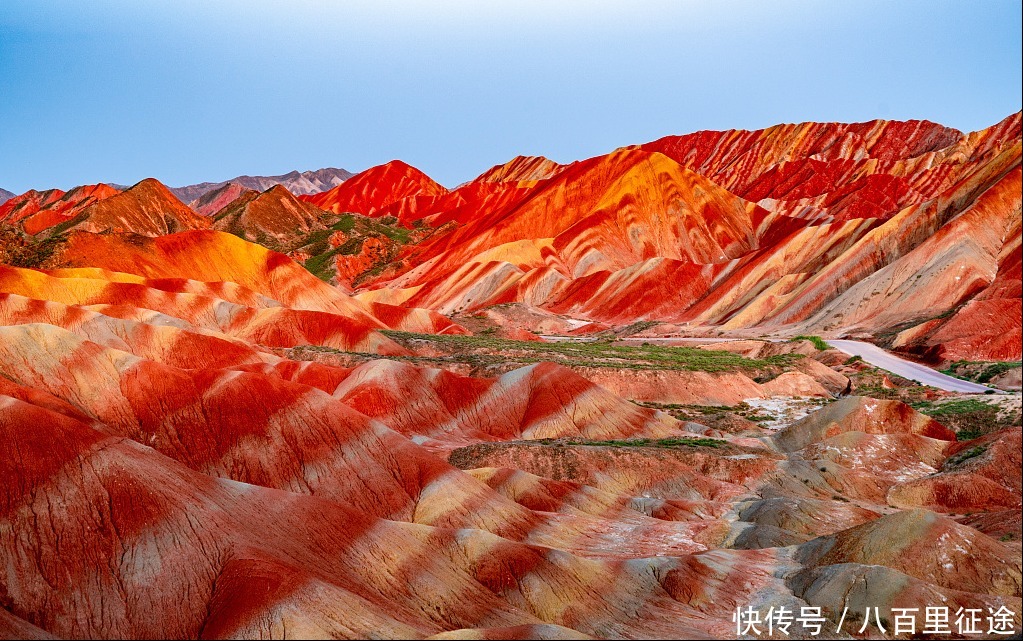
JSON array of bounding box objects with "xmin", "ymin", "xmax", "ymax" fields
[{"xmin": 1, "ymin": 0, "xmax": 1020, "ymax": 193}]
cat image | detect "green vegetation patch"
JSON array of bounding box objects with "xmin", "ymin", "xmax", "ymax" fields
[
  {"xmin": 529, "ymin": 436, "xmax": 726, "ymax": 449},
  {"xmin": 331, "ymin": 214, "xmax": 356, "ymax": 234},
  {"xmin": 941, "ymin": 360, "xmax": 1021, "ymax": 384},
  {"xmin": 609, "ymin": 320, "xmax": 660, "ymax": 337},
  {"xmin": 634, "ymin": 401, "xmax": 778, "ymax": 421},
  {"xmin": 790, "ymin": 335, "xmax": 830, "ymax": 350},
  {"xmin": 297, "ymin": 212, "xmax": 424, "ymax": 282},
  {"xmin": 912, "ymin": 398, "xmax": 996, "ymax": 416},
  {"xmin": 911, "ymin": 398, "xmax": 1018, "ymax": 438},
  {"xmin": 944, "ymin": 444, "xmax": 988, "ymax": 468},
  {"xmin": 847, "ymin": 365, "xmax": 937, "ymax": 404},
  {"xmin": 303, "ymin": 250, "xmax": 341, "ymax": 282},
  {"xmin": 0, "ymin": 230, "xmax": 67, "ymax": 268},
  {"xmin": 380, "ymin": 330, "xmax": 804, "ymax": 373}
]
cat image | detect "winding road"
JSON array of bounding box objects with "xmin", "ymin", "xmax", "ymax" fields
[{"xmin": 827, "ymin": 340, "xmax": 994, "ymax": 394}]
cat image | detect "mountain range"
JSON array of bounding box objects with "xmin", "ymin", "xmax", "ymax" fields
[
  {"xmin": 0, "ymin": 114, "xmax": 1020, "ymax": 640},
  {"xmin": 167, "ymin": 166, "xmax": 354, "ymax": 202},
  {"xmin": 111, "ymin": 166, "xmax": 352, "ymax": 203},
  {"xmin": 2, "ymin": 115, "xmax": 1020, "ymax": 364},
  {"xmin": 1, "ymin": 167, "xmax": 353, "ymax": 213}
]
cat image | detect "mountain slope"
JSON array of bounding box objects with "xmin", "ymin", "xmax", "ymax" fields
[
  {"xmin": 331, "ymin": 113, "xmax": 1021, "ymax": 362},
  {"xmin": 474, "ymin": 155, "xmax": 568, "ymax": 183},
  {"xmin": 188, "ymin": 181, "xmax": 253, "ymax": 216},
  {"xmin": 301, "ymin": 160, "xmax": 448, "ymax": 216},
  {"xmin": 211, "ymin": 184, "xmax": 334, "ymax": 251},
  {"xmin": 70, "ymin": 178, "xmax": 210, "ymax": 236}
]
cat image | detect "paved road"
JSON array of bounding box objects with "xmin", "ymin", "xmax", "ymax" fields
[{"xmin": 828, "ymin": 340, "xmax": 993, "ymax": 393}]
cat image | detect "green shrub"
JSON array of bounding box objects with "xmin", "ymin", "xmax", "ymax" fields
[{"xmin": 791, "ymin": 335, "xmax": 830, "ymax": 350}]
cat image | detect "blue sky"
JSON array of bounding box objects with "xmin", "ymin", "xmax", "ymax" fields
[{"xmin": 1, "ymin": 0, "xmax": 1020, "ymax": 192}]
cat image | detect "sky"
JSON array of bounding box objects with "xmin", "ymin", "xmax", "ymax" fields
[{"xmin": 1, "ymin": 0, "xmax": 1020, "ymax": 193}]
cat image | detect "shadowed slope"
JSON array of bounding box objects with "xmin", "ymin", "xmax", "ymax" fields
[
  {"xmin": 71, "ymin": 179, "xmax": 210, "ymax": 236},
  {"xmin": 189, "ymin": 182, "xmax": 253, "ymax": 216},
  {"xmin": 0, "ymin": 184, "xmax": 120, "ymax": 235},
  {"xmin": 212, "ymin": 184, "xmax": 335, "ymax": 250}
]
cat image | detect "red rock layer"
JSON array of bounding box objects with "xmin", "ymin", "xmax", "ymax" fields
[
  {"xmin": 70, "ymin": 178, "xmax": 211, "ymax": 235},
  {"xmin": 2, "ymin": 115, "xmax": 1021, "ymax": 638},
  {"xmin": 0, "ymin": 184, "xmax": 120, "ymax": 235},
  {"xmin": 212, "ymin": 184, "xmax": 333, "ymax": 244},
  {"xmin": 4, "ymin": 302, "xmax": 1019, "ymax": 638},
  {"xmin": 0, "ymin": 188, "xmax": 66, "ymax": 225},
  {"xmin": 188, "ymin": 181, "xmax": 254, "ymax": 216},
  {"xmin": 474, "ymin": 155, "xmax": 568, "ymax": 183},
  {"xmin": 1, "ymin": 269, "xmax": 1020, "ymax": 639},
  {"xmin": 52, "ymin": 229, "xmax": 464, "ymax": 335},
  {"xmin": 301, "ymin": 160, "xmax": 448, "ymax": 216},
  {"xmin": 340, "ymin": 113, "xmax": 1020, "ymax": 362}
]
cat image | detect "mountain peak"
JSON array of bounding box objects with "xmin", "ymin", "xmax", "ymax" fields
[
  {"xmin": 474, "ymin": 155, "xmax": 567, "ymax": 183},
  {"xmin": 72, "ymin": 177, "xmax": 209, "ymax": 236},
  {"xmin": 301, "ymin": 160, "xmax": 446, "ymax": 216}
]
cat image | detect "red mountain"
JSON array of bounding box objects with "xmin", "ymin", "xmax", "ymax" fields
[
  {"xmin": 212, "ymin": 184, "xmax": 332, "ymax": 247},
  {"xmin": 343, "ymin": 113, "xmax": 1021, "ymax": 363},
  {"xmin": 1, "ymin": 114, "xmax": 1020, "ymax": 640},
  {"xmin": 300, "ymin": 159, "xmax": 448, "ymax": 216},
  {"xmin": 188, "ymin": 181, "xmax": 254, "ymax": 216},
  {"xmin": 69, "ymin": 178, "xmax": 211, "ymax": 235}
]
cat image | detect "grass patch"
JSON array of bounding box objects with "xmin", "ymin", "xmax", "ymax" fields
[
  {"xmin": 610, "ymin": 320, "xmax": 659, "ymax": 337},
  {"xmin": 633, "ymin": 402, "xmax": 738, "ymax": 415},
  {"xmin": 0, "ymin": 229, "xmax": 68, "ymax": 268},
  {"xmin": 631, "ymin": 400, "xmax": 785, "ymax": 427},
  {"xmin": 912, "ymin": 398, "xmax": 997, "ymax": 416},
  {"xmin": 529, "ymin": 436, "xmax": 726, "ymax": 449},
  {"xmin": 848, "ymin": 366, "xmax": 937, "ymax": 404},
  {"xmin": 912, "ymin": 398, "xmax": 1017, "ymax": 438},
  {"xmin": 381, "ymin": 330, "xmax": 804, "ymax": 373},
  {"xmin": 790, "ymin": 335, "xmax": 830, "ymax": 350},
  {"xmin": 954, "ymin": 428, "xmax": 985, "ymax": 441},
  {"xmin": 303, "ymin": 249, "xmax": 341, "ymax": 282},
  {"xmin": 331, "ymin": 214, "xmax": 356, "ymax": 233},
  {"xmin": 945, "ymin": 445, "xmax": 988, "ymax": 468},
  {"xmin": 941, "ymin": 360, "xmax": 1021, "ymax": 384},
  {"xmin": 296, "ymin": 212, "xmax": 424, "ymax": 283}
]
